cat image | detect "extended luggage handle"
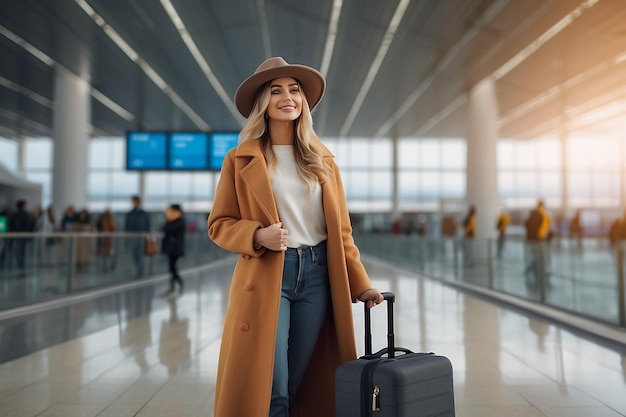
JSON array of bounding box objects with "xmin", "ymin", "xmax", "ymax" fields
[{"xmin": 364, "ymin": 291, "xmax": 403, "ymax": 359}]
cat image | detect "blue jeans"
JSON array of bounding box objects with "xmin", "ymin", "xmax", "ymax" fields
[{"xmin": 269, "ymin": 240, "xmax": 330, "ymax": 417}]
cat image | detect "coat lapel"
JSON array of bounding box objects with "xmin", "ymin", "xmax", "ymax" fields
[{"xmin": 236, "ymin": 140, "xmax": 280, "ymax": 224}]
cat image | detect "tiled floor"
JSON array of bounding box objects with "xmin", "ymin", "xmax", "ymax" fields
[{"xmin": 1, "ymin": 256, "xmax": 626, "ymax": 416}]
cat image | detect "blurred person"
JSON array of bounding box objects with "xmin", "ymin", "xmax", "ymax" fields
[
  {"xmin": 61, "ymin": 205, "xmax": 78, "ymax": 231},
  {"xmin": 125, "ymin": 195, "xmax": 150, "ymax": 278},
  {"xmin": 496, "ymin": 207, "xmax": 511, "ymax": 259},
  {"xmin": 42, "ymin": 205, "xmax": 59, "ymax": 266},
  {"xmin": 9, "ymin": 200, "xmax": 33, "ymax": 274},
  {"xmin": 463, "ymin": 205, "xmax": 476, "ymax": 238},
  {"xmin": 30, "ymin": 205, "xmax": 44, "ymax": 265},
  {"xmin": 609, "ymin": 211, "xmax": 626, "ymax": 248},
  {"xmin": 96, "ymin": 208, "xmax": 117, "ymax": 272},
  {"xmin": 569, "ymin": 210, "xmax": 584, "ymax": 251},
  {"xmin": 524, "ymin": 200, "xmax": 552, "ymax": 287},
  {"xmin": 207, "ymin": 57, "xmax": 383, "ymax": 417},
  {"xmin": 0, "ymin": 206, "xmax": 9, "ymax": 268},
  {"xmin": 31, "ymin": 205, "xmax": 44, "ymax": 232},
  {"xmin": 73, "ymin": 209, "xmax": 94, "ymax": 273},
  {"xmin": 608, "ymin": 211, "xmax": 626, "ymax": 269},
  {"xmin": 391, "ymin": 216, "xmax": 402, "ymax": 234},
  {"xmin": 463, "ymin": 205, "xmax": 476, "ymax": 265},
  {"xmin": 160, "ymin": 204, "xmax": 186, "ymax": 296}
]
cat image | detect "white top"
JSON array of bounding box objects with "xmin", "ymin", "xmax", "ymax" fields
[{"xmin": 270, "ymin": 145, "xmax": 327, "ymax": 248}]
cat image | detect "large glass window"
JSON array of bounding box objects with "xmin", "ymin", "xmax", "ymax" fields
[
  {"xmin": 498, "ymin": 133, "xmax": 624, "ymax": 211},
  {"xmin": 566, "ymin": 135, "xmax": 621, "ymax": 208},
  {"xmin": 24, "ymin": 138, "xmax": 52, "ymax": 206},
  {"xmin": 397, "ymin": 138, "xmax": 466, "ymax": 211},
  {"xmin": 497, "ymin": 137, "xmax": 562, "ymax": 209},
  {"xmin": 0, "ymin": 137, "xmax": 18, "ymax": 171},
  {"xmin": 324, "ymin": 137, "xmax": 393, "ymax": 211},
  {"xmin": 88, "ymin": 137, "xmax": 141, "ymax": 212},
  {"xmin": 7, "ymin": 132, "xmax": 623, "ymax": 218}
]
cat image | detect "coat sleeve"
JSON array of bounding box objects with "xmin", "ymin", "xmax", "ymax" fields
[
  {"xmin": 207, "ymin": 151, "xmax": 266, "ymax": 256},
  {"xmin": 331, "ymin": 160, "xmax": 372, "ymax": 302}
]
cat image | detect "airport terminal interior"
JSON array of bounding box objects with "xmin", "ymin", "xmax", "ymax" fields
[{"xmin": 2, "ymin": 0, "xmax": 626, "ymax": 416}]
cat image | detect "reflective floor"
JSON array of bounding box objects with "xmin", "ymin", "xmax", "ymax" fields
[{"xmin": 1, "ymin": 257, "xmax": 626, "ymax": 416}]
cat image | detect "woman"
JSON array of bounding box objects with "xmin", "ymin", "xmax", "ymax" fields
[
  {"xmin": 96, "ymin": 208, "xmax": 116, "ymax": 271},
  {"xmin": 161, "ymin": 204, "xmax": 185, "ymax": 295},
  {"xmin": 73, "ymin": 208, "xmax": 94, "ymax": 273},
  {"xmin": 42, "ymin": 205, "xmax": 58, "ymax": 266},
  {"xmin": 207, "ymin": 57, "xmax": 384, "ymax": 417}
]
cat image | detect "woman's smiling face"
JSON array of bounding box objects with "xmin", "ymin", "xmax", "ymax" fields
[{"xmin": 266, "ymin": 77, "xmax": 303, "ymax": 122}]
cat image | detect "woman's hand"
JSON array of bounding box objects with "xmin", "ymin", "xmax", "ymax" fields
[
  {"xmin": 357, "ymin": 288, "xmax": 384, "ymax": 308},
  {"xmin": 254, "ymin": 222, "xmax": 289, "ymax": 251}
]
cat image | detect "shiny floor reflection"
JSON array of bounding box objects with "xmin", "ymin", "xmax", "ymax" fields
[{"xmin": 1, "ymin": 257, "xmax": 626, "ymax": 416}]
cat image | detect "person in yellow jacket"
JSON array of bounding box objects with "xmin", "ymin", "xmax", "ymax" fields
[
  {"xmin": 463, "ymin": 205, "xmax": 477, "ymax": 238},
  {"xmin": 462, "ymin": 205, "xmax": 476, "ymax": 264},
  {"xmin": 524, "ymin": 200, "xmax": 551, "ymax": 286},
  {"xmin": 496, "ymin": 208, "xmax": 511, "ymax": 259}
]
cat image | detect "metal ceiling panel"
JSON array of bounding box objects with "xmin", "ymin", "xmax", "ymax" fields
[
  {"xmin": 0, "ymin": 0, "xmax": 625, "ymax": 141},
  {"xmin": 316, "ymin": 0, "xmax": 398, "ymax": 136}
]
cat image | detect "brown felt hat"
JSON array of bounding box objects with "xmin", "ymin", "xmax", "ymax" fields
[{"xmin": 234, "ymin": 57, "xmax": 326, "ymax": 118}]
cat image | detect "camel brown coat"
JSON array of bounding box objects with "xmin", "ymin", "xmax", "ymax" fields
[{"xmin": 208, "ymin": 138, "xmax": 372, "ymax": 417}]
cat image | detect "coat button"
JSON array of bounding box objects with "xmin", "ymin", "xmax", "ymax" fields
[
  {"xmin": 240, "ymin": 323, "xmax": 250, "ymax": 332},
  {"xmin": 246, "ymin": 284, "xmax": 254, "ymax": 292}
]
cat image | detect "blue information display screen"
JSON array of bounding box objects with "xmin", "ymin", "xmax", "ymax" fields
[
  {"xmin": 127, "ymin": 132, "xmax": 167, "ymax": 170},
  {"xmin": 169, "ymin": 132, "xmax": 209, "ymax": 170},
  {"xmin": 209, "ymin": 132, "xmax": 239, "ymax": 170},
  {"xmin": 0, "ymin": 215, "xmax": 6, "ymax": 233}
]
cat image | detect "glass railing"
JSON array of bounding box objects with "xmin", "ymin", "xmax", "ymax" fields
[
  {"xmin": 355, "ymin": 234, "xmax": 626, "ymax": 327},
  {"xmin": 0, "ymin": 232, "xmax": 229, "ymax": 311}
]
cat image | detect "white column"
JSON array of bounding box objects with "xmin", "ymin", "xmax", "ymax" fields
[
  {"xmin": 466, "ymin": 77, "xmax": 499, "ymax": 239},
  {"xmin": 391, "ymin": 135, "xmax": 400, "ymax": 217},
  {"xmin": 52, "ymin": 68, "xmax": 91, "ymax": 214}
]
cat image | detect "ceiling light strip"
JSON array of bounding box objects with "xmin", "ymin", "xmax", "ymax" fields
[
  {"xmin": 256, "ymin": 0, "xmax": 272, "ymax": 58},
  {"xmin": 160, "ymin": 0, "xmax": 243, "ymax": 126},
  {"xmin": 319, "ymin": 0, "xmax": 343, "ymax": 76},
  {"xmin": 0, "ymin": 25, "xmax": 54, "ymax": 66},
  {"xmin": 397, "ymin": 0, "xmax": 602, "ymax": 138},
  {"xmin": 504, "ymin": 85, "xmax": 626, "ymax": 139},
  {"xmin": 0, "ymin": 108, "xmax": 52, "ymax": 135},
  {"xmin": 493, "ymin": 0, "xmax": 601, "ymax": 80},
  {"xmin": 0, "ymin": 75, "xmax": 53, "ymax": 107},
  {"xmin": 412, "ymin": 95, "xmax": 467, "ymax": 137},
  {"xmin": 338, "ymin": 0, "xmax": 411, "ymax": 138},
  {"xmin": 0, "ymin": 23, "xmax": 135, "ymax": 125},
  {"xmin": 374, "ymin": 0, "xmax": 509, "ymax": 138},
  {"xmin": 498, "ymin": 49, "xmax": 624, "ymax": 128},
  {"xmin": 91, "ymin": 89, "xmax": 134, "ymax": 121},
  {"xmin": 75, "ymin": 0, "xmax": 209, "ymax": 130}
]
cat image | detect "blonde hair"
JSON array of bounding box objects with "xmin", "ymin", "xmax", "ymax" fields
[{"xmin": 238, "ymin": 80, "xmax": 330, "ymax": 190}]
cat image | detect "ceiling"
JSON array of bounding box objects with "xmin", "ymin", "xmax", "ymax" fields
[{"xmin": 1, "ymin": 0, "xmax": 625, "ymax": 140}]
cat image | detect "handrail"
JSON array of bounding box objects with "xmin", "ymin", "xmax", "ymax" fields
[
  {"xmin": 0, "ymin": 231, "xmax": 184, "ymax": 237},
  {"xmin": 354, "ymin": 234, "xmax": 625, "ymax": 329},
  {"xmin": 0, "ymin": 232, "xmax": 226, "ymax": 311}
]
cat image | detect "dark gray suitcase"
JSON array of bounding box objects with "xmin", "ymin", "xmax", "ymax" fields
[{"xmin": 335, "ymin": 292, "xmax": 455, "ymax": 416}]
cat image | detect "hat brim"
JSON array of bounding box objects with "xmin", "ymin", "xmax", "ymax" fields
[{"xmin": 234, "ymin": 64, "xmax": 325, "ymax": 118}]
